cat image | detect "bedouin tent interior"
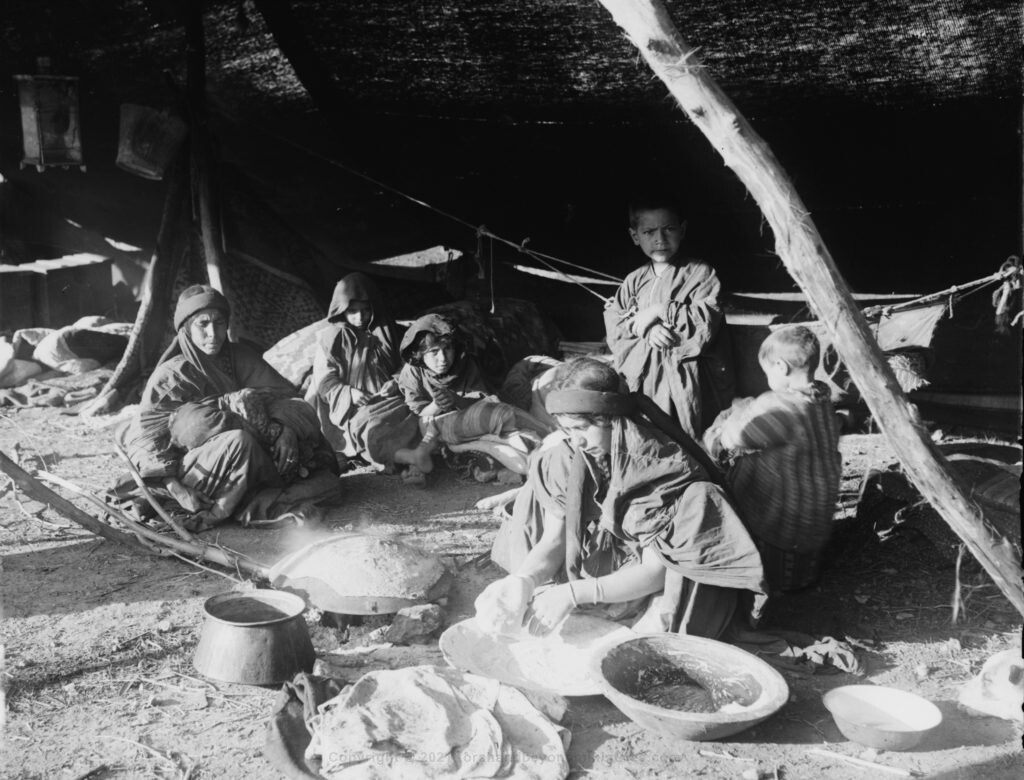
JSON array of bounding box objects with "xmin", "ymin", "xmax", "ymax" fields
[
  {"xmin": 2, "ymin": 4, "xmax": 1024, "ymax": 777},
  {"xmin": 0, "ymin": 0, "xmax": 1020, "ymax": 424}
]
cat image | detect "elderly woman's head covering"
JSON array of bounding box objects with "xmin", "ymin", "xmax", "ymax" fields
[
  {"xmin": 173, "ymin": 284, "xmax": 230, "ymax": 331},
  {"xmin": 153, "ymin": 284, "xmax": 236, "ymax": 394}
]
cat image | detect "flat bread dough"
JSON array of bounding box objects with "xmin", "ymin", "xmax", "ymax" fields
[{"xmin": 440, "ymin": 614, "xmax": 635, "ymax": 696}]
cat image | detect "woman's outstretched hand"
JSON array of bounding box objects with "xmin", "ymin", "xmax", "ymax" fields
[
  {"xmin": 473, "ymin": 575, "xmax": 534, "ymax": 637},
  {"xmin": 272, "ymin": 425, "xmax": 300, "ymax": 473},
  {"xmin": 523, "ymin": 585, "xmax": 575, "ymax": 637}
]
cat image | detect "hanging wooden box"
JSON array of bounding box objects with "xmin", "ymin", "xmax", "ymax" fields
[
  {"xmin": 0, "ymin": 265, "xmax": 44, "ymax": 332},
  {"xmin": 31, "ymin": 255, "xmax": 114, "ymax": 327},
  {"xmin": 116, "ymin": 103, "xmax": 188, "ymax": 180},
  {"xmin": 13, "ymin": 74, "xmax": 85, "ymax": 172}
]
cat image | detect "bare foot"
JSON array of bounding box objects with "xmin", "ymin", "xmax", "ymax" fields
[
  {"xmin": 400, "ymin": 465, "xmax": 427, "ymax": 486},
  {"xmin": 394, "ymin": 444, "xmax": 435, "ymax": 474}
]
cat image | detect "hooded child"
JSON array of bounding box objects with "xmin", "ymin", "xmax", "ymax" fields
[{"xmin": 307, "ymin": 273, "xmax": 403, "ymax": 465}]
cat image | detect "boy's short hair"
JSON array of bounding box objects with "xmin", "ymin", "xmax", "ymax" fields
[
  {"xmin": 627, "ymin": 191, "xmax": 685, "ymax": 228},
  {"xmin": 758, "ymin": 325, "xmax": 821, "ymax": 372}
]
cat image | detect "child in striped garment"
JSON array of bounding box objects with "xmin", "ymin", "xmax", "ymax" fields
[
  {"xmin": 703, "ymin": 325, "xmax": 842, "ymax": 593},
  {"xmin": 393, "ymin": 314, "xmax": 546, "ymax": 484}
]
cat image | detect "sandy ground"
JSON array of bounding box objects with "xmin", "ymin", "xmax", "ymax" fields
[{"xmin": 1, "ymin": 406, "xmax": 1021, "ymax": 780}]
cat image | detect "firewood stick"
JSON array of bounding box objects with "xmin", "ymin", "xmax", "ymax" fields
[
  {"xmin": 0, "ymin": 450, "xmax": 146, "ymax": 550},
  {"xmin": 807, "ymin": 748, "xmax": 922, "ymax": 777},
  {"xmin": 475, "ymin": 487, "xmax": 521, "ymax": 511},
  {"xmin": 33, "ymin": 469, "xmax": 270, "ymax": 580},
  {"xmin": 32, "ymin": 473, "xmax": 164, "ymax": 554},
  {"xmin": 111, "ymin": 440, "xmax": 195, "ymax": 542}
]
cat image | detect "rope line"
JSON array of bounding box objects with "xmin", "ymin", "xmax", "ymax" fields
[{"xmin": 252, "ymin": 125, "xmax": 618, "ymax": 300}]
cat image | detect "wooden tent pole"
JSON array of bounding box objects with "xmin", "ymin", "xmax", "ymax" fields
[
  {"xmin": 596, "ymin": 0, "xmax": 1024, "ymax": 616},
  {"xmin": 82, "ymin": 154, "xmax": 188, "ymax": 416},
  {"xmin": 185, "ymin": 0, "xmax": 227, "ymax": 298}
]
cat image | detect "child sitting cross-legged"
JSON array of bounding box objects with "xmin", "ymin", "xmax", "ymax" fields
[
  {"xmin": 702, "ymin": 325, "xmax": 842, "ymax": 599},
  {"xmin": 393, "ymin": 314, "xmax": 546, "ymax": 485}
]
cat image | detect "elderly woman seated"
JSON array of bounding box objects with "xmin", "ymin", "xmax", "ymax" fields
[{"xmin": 117, "ymin": 284, "xmax": 340, "ymax": 530}]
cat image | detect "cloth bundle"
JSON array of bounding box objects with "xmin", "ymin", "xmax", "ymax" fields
[
  {"xmin": 306, "ymin": 665, "xmax": 569, "ymax": 779},
  {"xmin": 728, "ymin": 627, "xmax": 865, "ymax": 676}
]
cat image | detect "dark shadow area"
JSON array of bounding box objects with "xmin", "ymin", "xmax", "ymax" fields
[{"xmin": 928, "ymin": 700, "xmax": 1019, "ymax": 749}]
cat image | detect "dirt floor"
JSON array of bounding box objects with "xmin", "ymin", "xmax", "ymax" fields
[{"xmin": 1, "ymin": 405, "xmax": 1021, "ymax": 779}]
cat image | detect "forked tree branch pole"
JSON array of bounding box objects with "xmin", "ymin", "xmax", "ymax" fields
[{"xmin": 596, "ymin": 0, "xmax": 1024, "ymax": 615}]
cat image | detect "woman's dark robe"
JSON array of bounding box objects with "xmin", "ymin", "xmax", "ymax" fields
[
  {"xmin": 492, "ymin": 416, "xmax": 764, "ymax": 637},
  {"xmin": 120, "ymin": 331, "xmax": 339, "ymax": 527}
]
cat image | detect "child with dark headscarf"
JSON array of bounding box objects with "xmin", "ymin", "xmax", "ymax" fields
[{"xmin": 394, "ymin": 314, "xmax": 545, "ymax": 484}]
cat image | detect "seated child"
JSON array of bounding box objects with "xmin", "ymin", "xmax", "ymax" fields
[
  {"xmin": 394, "ymin": 314, "xmax": 545, "ymax": 483},
  {"xmin": 603, "ymin": 193, "xmax": 734, "ymax": 438},
  {"xmin": 306, "ymin": 273, "xmax": 402, "ymax": 465},
  {"xmin": 703, "ymin": 325, "xmax": 842, "ymax": 593},
  {"xmin": 476, "ymin": 357, "xmax": 764, "ymax": 640}
]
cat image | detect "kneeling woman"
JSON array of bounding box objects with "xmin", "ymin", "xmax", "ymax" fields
[
  {"xmin": 119, "ymin": 285, "xmax": 340, "ymax": 529},
  {"xmin": 477, "ymin": 357, "xmax": 764, "ymax": 640}
]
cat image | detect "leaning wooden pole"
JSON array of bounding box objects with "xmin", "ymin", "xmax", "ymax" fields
[
  {"xmin": 82, "ymin": 154, "xmax": 188, "ymax": 416},
  {"xmin": 185, "ymin": 0, "xmax": 227, "ymax": 297},
  {"xmin": 596, "ymin": 0, "xmax": 1024, "ymax": 616}
]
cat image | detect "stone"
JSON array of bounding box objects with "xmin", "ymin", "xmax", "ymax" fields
[{"xmin": 384, "ymin": 603, "xmax": 445, "ymax": 645}]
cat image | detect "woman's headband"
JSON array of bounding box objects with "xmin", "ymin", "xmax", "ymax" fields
[{"xmin": 545, "ymin": 389, "xmax": 635, "ymax": 416}]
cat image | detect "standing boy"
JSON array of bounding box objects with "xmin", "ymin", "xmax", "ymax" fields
[
  {"xmin": 603, "ymin": 195, "xmax": 734, "ymax": 438},
  {"xmin": 703, "ymin": 325, "xmax": 842, "ymax": 593}
]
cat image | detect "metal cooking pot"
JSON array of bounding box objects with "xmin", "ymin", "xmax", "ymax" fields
[{"xmin": 193, "ymin": 589, "xmax": 315, "ymax": 685}]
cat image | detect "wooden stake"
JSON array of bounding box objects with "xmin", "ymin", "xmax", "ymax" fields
[{"xmin": 595, "ymin": 0, "xmax": 1024, "ymax": 615}]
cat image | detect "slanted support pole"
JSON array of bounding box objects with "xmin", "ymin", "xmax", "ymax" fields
[{"xmin": 596, "ymin": 0, "xmax": 1024, "ymax": 616}]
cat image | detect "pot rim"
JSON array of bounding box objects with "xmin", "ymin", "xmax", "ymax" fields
[{"xmin": 202, "ymin": 588, "xmax": 307, "ymax": 627}]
